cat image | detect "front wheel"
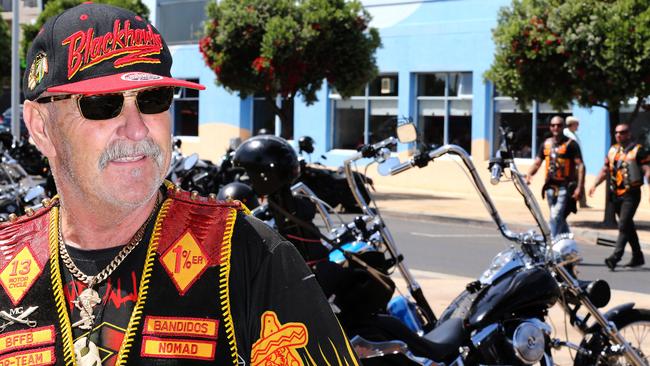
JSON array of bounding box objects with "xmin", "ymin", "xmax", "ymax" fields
[{"xmin": 574, "ymin": 308, "xmax": 650, "ymax": 365}]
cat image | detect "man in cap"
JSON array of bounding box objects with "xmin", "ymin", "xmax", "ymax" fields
[
  {"xmin": 589, "ymin": 123, "xmax": 649, "ymax": 270},
  {"xmin": 0, "ymin": 4, "xmax": 358, "ymax": 365}
]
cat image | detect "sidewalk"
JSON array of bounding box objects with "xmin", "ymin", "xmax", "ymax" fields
[{"xmin": 371, "ymin": 184, "xmax": 650, "ymax": 251}]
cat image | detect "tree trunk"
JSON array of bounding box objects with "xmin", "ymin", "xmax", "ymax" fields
[{"xmin": 602, "ymin": 105, "xmax": 619, "ymax": 227}]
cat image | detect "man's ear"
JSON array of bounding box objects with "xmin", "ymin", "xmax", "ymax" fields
[{"xmin": 23, "ymin": 100, "xmax": 56, "ymax": 158}]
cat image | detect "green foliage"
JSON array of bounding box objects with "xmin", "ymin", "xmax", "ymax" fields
[
  {"xmin": 21, "ymin": 0, "xmax": 150, "ymax": 62},
  {"xmin": 0, "ymin": 12, "xmax": 10, "ymax": 83},
  {"xmin": 486, "ymin": 0, "xmax": 650, "ymax": 119},
  {"xmin": 200, "ymin": 0, "xmax": 381, "ymax": 109}
]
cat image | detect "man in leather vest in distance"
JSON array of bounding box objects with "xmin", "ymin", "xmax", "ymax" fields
[
  {"xmin": 589, "ymin": 123, "xmax": 649, "ymax": 270},
  {"xmin": 0, "ymin": 3, "xmax": 359, "ymax": 365},
  {"xmin": 525, "ymin": 116, "xmax": 585, "ymax": 238}
]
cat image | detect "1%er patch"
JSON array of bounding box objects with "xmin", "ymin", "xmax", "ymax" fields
[{"xmin": 160, "ymin": 232, "xmax": 209, "ymax": 295}]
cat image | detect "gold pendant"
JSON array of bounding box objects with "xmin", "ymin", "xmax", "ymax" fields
[
  {"xmin": 74, "ymin": 337, "xmax": 103, "ymax": 366},
  {"xmin": 72, "ymin": 288, "xmax": 101, "ymax": 330}
]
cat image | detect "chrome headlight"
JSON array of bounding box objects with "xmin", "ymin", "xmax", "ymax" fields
[
  {"xmin": 552, "ymin": 233, "xmax": 582, "ymax": 264},
  {"xmin": 480, "ymin": 248, "xmax": 524, "ymax": 284}
]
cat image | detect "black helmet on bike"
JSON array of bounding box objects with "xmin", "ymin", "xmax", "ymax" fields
[
  {"xmin": 298, "ymin": 136, "xmax": 315, "ymax": 155},
  {"xmin": 217, "ymin": 182, "xmax": 260, "ymax": 209},
  {"xmin": 233, "ymin": 135, "xmax": 300, "ymax": 195}
]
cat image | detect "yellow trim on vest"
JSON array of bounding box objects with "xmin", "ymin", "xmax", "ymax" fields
[
  {"xmin": 219, "ymin": 208, "xmax": 239, "ymax": 365},
  {"xmin": 115, "ymin": 197, "xmax": 172, "ymax": 365},
  {"xmin": 49, "ymin": 205, "xmax": 76, "ymax": 366},
  {"xmin": 339, "ymin": 320, "xmax": 360, "ymax": 366}
]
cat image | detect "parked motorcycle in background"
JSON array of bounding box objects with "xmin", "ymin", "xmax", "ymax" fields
[{"xmin": 353, "ymin": 121, "xmax": 650, "ymax": 365}]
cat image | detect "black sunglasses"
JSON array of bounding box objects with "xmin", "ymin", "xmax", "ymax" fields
[{"xmin": 35, "ymin": 87, "xmax": 175, "ymax": 121}]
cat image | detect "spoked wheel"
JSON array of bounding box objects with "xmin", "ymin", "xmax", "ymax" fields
[{"xmin": 574, "ymin": 309, "xmax": 650, "ymax": 365}]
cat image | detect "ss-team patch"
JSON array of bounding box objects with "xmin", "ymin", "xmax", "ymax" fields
[
  {"xmin": 0, "ymin": 246, "xmax": 44, "ymax": 306},
  {"xmin": 0, "ymin": 346, "xmax": 56, "ymax": 365}
]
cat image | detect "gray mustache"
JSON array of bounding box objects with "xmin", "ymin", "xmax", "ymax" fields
[{"xmin": 98, "ymin": 138, "xmax": 163, "ymax": 170}]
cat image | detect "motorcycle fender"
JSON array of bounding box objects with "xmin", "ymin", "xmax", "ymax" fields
[
  {"xmin": 603, "ymin": 302, "xmax": 635, "ymax": 320},
  {"xmin": 585, "ymin": 302, "xmax": 635, "ymax": 333}
]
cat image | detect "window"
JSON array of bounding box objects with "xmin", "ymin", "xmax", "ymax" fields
[
  {"xmin": 416, "ymin": 72, "xmax": 472, "ymax": 153},
  {"xmin": 331, "ymin": 74, "xmax": 398, "ymax": 150},
  {"xmin": 172, "ymin": 79, "xmax": 199, "ymax": 137},
  {"xmin": 157, "ymin": 0, "xmax": 208, "ymax": 44},
  {"xmin": 1, "ymin": 0, "xmax": 11, "ymax": 11},
  {"xmin": 493, "ymin": 94, "xmax": 571, "ymax": 158},
  {"xmin": 252, "ymin": 96, "xmax": 294, "ymax": 139}
]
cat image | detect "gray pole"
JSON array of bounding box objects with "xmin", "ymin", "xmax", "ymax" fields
[{"xmin": 11, "ymin": 0, "xmax": 20, "ymax": 143}]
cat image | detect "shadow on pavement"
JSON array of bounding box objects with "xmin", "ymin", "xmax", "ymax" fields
[{"xmin": 373, "ymin": 192, "xmax": 461, "ymax": 201}]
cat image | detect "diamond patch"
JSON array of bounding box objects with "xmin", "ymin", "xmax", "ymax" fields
[
  {"xmin": 0, "ymin": 246, "xmax": 44, "ymax": 305},
  {"xmin": 160, "ymin": 232, "xmax": 209, "ymax": 295}
]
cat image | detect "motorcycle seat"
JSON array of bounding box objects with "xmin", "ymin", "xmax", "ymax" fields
[{"xmin": 423, "ymin": 317, "xmax": 467, "ymax": 361}]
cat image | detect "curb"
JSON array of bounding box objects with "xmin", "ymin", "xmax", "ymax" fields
[{"xmin": 380, "ymin": 209, "xmax": 650, "ymax": 252}]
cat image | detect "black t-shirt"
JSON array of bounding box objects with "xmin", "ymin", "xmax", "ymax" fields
[
  {"xmin": 62, "ymin": 219, "xmax": 152, "ymax": 366},
  {"xmin": 60, "ymin": 202, "xmax": 356, "ymax": 365}
]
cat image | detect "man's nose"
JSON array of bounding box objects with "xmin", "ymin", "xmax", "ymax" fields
[{"xmin": 117, "ymin": 97, "xmax": 149, "ymax": 141}]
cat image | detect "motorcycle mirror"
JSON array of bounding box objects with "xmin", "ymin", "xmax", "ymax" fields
[
  {"xmin": 24, "ymin": 185, "xmax": 44, "ymax": 203},
  {"xmin": 396, "ymin": 121, "xmax": 417, "ymax": 143},
  {"xmin": 377, "ymin": 157, "xmax": 401, "ymax": 176},
  {"xmin": 183, "ymin": 153, "xmax": 199, "ymax": 171}
]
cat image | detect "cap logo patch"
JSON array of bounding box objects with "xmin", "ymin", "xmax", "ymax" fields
[
  {"xmin": 61, "ymin": 19, "xmax": 163, "ymax": 80},
  {"xmin": 28, "ymin": 52, "xmax": 48, "ymax": 90},
  {"xmin": 121, "ymin": 72, "xmax": 163, "ymax": 81}
]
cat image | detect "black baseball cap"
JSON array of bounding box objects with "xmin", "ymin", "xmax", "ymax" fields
[{"xmin": 23, "ymin": 2, "xmax": 204, "ymax": 101}]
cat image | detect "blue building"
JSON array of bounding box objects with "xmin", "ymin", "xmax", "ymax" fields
[{"xmin": 145, "ymin": 0, "xmax": 650, "ymax": 187}]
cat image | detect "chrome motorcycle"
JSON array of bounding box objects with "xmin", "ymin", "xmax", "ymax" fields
[{"xmin": 340, "ymin": 121, "xmax": 649, "ymax": 365}]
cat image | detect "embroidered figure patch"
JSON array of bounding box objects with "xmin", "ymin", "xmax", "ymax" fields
[
  {"xmin": 160, "ymin": 231, "xmax": 209, "ymax": 295},
  {"xmin": 0, "ymin": 246, "xmax": 44, "ymax": 306},
  {"xmin": 251, "ymin": 311, "xmax": 308, "ymax": 366},
  {"xmin": 140, "ymin": 336, "xmax": 216, "ymax": 360},
  {"xmin": 28, "ymin": 52, "xmax": 48, "ymax": 90},
  {"xmin": 143, "ymin": 316, "xmax": 218, "ymax": 339}
]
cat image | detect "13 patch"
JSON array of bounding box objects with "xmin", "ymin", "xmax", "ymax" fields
[{"xmin": 0, "ymin": 246, "xmax": 44, "ymax": 306}]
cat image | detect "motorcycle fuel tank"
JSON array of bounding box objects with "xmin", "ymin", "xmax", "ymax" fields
[{"xmin": 468, "ymin": 266, "xmax": 560, "ymax": 329}]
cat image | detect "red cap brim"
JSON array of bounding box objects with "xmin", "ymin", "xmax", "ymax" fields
[{"xmin": 47, "ymin": 72, "xmax": 205, "ymax": 95}]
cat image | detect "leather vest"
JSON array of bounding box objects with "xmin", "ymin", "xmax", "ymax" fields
[
  {"xmin": 608, "ymin": 143, "xmax": 643, "ymax": 196},
  {"xmin": 0, "ymin": 188, "xmax": 245, "ymax": 365},
  {"xmin": 543, "ymin": 137, "xmax": 574, "ymax": 183}
]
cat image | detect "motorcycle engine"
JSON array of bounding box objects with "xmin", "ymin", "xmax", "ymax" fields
[
  {"xmin": 472, "ymin": 318, "xmax": 551, "ymax": 365},
  {"xmin": 511, "ymin": 320, "xmax": 551, "ymax": 364}
]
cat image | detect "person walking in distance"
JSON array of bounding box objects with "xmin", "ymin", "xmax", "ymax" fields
[
  {"xmin": 589, "ymin": 123, "xmax": 649, "ymax": 270},
  {"xmin": 564, "ymin": 116, "xmax": 590, "ymax": 208},
  {"xmin": 526, "ymin": 116, "xmax": 584, "ymax": 237}
]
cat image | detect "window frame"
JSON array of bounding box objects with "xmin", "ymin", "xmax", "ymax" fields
[
  {"xmin": 171, "ymin": 79, "xmax": 200, "ymax": 137},
  {"xmin": 415, "ymin": 72, "xmax": 473, "ymax": 152},
  {"xmin": 329, "ymin": 74, "xmax": 399, "ymax": 150}
]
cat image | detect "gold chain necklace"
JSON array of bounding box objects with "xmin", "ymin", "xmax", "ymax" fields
[{"xmin": 58, "ymin": 193, "xmax": 161, "ymax": 330}]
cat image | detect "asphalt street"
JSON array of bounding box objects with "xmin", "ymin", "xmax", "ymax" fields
[{"xmin": 380, "ymin": 215, "xmax": 650, "ymax": 294}]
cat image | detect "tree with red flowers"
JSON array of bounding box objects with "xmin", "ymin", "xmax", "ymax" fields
[
  {"xmin": 486, "ymin": 0, "xmax": 650, "ymax": 128},
  {"xmin": 486, "ymin": 0, "xmax": 650, "ymax": 226},
  {"xmin": 200, "ymin": 0, "xmax": 381, "ymax": 125}
]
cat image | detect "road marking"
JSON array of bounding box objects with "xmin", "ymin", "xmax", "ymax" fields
[{"xmin": 410, "ymin": 232, "xmax": 500, "ymax": 238}]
